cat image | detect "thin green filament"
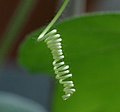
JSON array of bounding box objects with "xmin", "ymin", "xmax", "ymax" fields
[{"xmin": 37, "ymin": 0, "xmax": 70, "ymax": 41}]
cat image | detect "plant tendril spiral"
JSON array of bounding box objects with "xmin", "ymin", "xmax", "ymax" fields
[
  {"xmin": 38, "ymin": 29, "xmax": 75, "ymax": 100},
  {"xmin": 37, "ymin": 0, "xmax": 75, "ymax": 100}
]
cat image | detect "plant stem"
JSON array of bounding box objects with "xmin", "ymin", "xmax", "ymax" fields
[
  {"xmin": 37, "ymin": 0, "xmax": 70, "ymax": 41},
  {"xmin": 0, "ymin": 0, "xmax": 37, "ymax": 66}
]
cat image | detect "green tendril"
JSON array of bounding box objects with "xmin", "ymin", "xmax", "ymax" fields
[{"xmin": 37, "ymin": 0, "xmax": 69, "ymax": 41}]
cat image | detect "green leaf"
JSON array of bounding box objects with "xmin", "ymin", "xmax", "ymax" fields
[{"xmin": 18, "ymin": 13, "xmax": 120, "ymax": 112}]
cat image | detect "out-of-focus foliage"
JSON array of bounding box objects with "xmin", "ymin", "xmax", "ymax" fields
[
  {"xmin": 18, "ymin": 13, "xmax": 120, "ymax": 112},
  {"xmin": 0, "ymin": 0, "xmax": 37, "ymax": 65}
]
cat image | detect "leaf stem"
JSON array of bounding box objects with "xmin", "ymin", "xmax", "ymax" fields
[{"xmin": 37, "ymin": 0, "xmax": 70, "ymax": 41}]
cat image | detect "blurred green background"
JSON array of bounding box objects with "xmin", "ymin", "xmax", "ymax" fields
[{"xmin": 19, "ymin": 13, "xmax": 120, "ymax": 112}]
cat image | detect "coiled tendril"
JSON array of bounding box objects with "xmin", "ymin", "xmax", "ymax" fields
[
  {"xmin": 41, "ymin": 29, "xmax": 75, "ymax": 100},
  {"xmin": 37, "ymin": 0, "xmax": 75, "ymax": 100}
]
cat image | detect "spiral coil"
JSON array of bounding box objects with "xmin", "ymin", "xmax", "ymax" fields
[{"xmin": 38, "ymin": 29, "xmax": 75, "ymax": 100}]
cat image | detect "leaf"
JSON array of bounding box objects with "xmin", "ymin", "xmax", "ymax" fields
[{"xmin": 18, "ymin": 13, "xmax": 120, "ymax": 112}]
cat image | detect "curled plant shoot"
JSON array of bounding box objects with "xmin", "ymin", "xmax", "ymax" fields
[{"xmin": 37, "ymin": 0, "xmax": 75, "ymax": 100}]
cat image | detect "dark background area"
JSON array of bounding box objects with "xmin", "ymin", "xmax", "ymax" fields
[{"xmin": 0, "ymin": 0, "xmax": 58, "ymax": 61}]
